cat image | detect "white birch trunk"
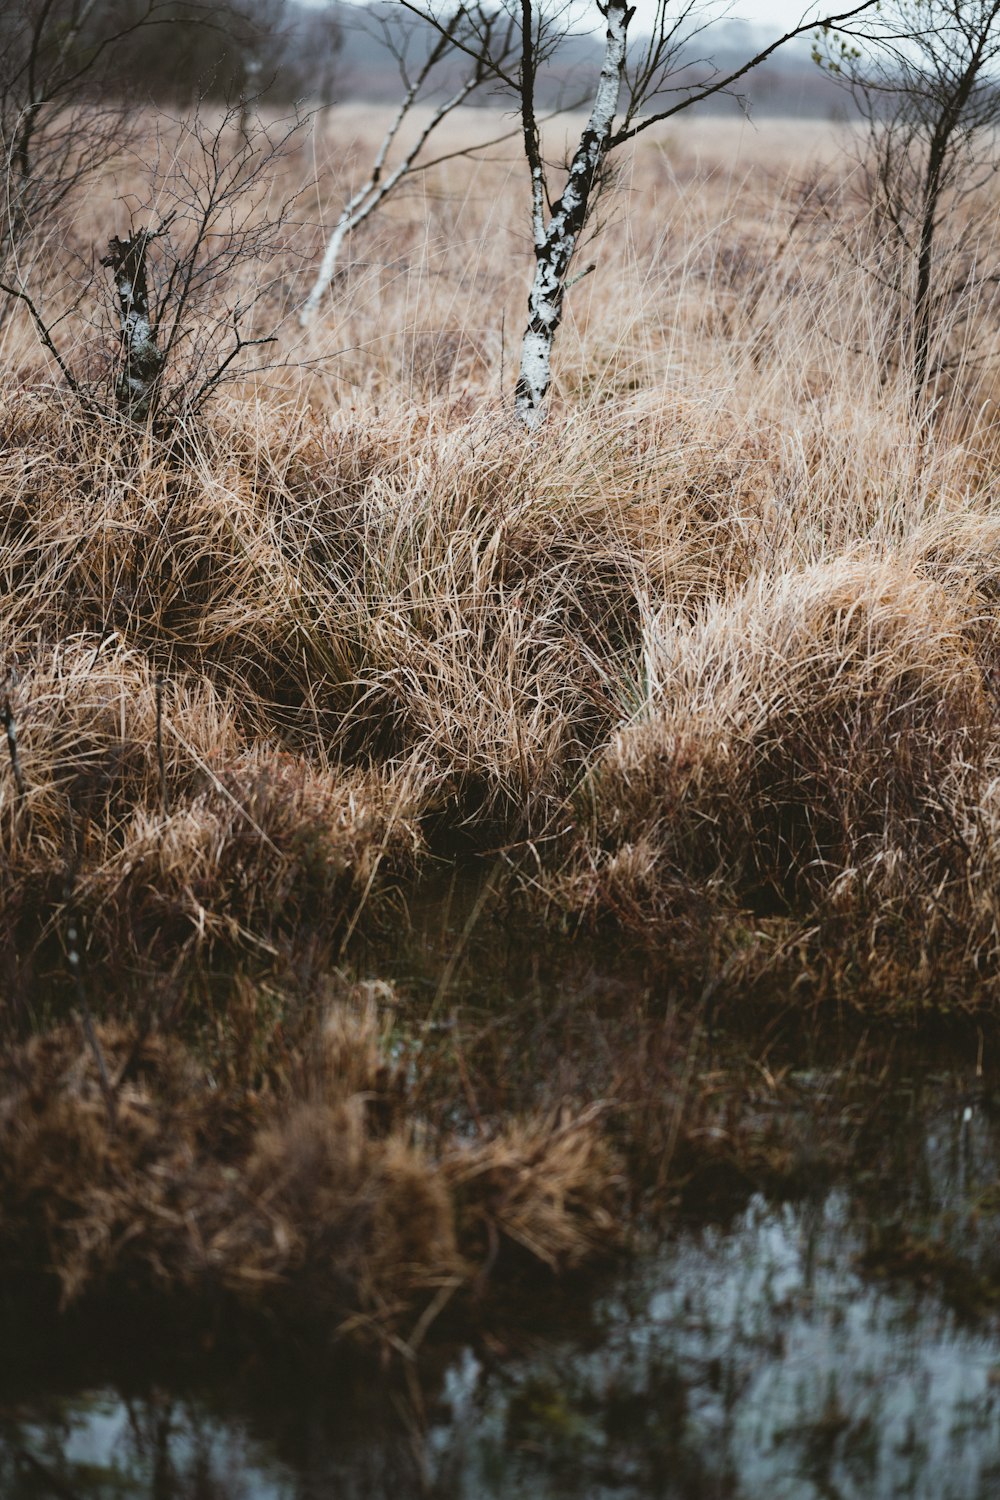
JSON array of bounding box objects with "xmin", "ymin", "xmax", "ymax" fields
[
  {"xmin": 300, "ymin": 78, "xmax": 477, "ymax": 326},
  {"xmin": 514, "ymin": 0, "xmax": 631, "ymax": 428},
  {"xmin": 300, "ymin": 207, "xmax": 353, "ymax": 323},
  {"xmin": 101, "ymin": 230, "xmax": 165, "ymax": 425}
]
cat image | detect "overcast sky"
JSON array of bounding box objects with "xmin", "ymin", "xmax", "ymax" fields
[{"xmin": 628, "ymin": 1, "xmax": 851, "ymax": 38}]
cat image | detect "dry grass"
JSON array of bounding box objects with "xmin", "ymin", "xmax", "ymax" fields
[
  {"xmin": 0, "ymin": 983, "xmax": 624, "ymax": 1343},
  {"xmin": 3, "ymin": 106, "xmax": 1000, "ymax": 1338}
]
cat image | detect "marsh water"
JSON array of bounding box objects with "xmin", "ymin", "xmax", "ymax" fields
[{"xmin": 3, "ymin": 882, "xmax": 1000, "ymax": 1499}]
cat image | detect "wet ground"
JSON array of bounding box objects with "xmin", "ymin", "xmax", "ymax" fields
[{"xmin": 2, "ymin": 879, "xmax": 999, "ymax": 1498}]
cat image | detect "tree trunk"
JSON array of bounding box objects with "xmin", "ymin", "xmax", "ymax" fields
[
  {"xmin": 514, "ymin": 0, "xmax": 631, "ymax": 428},
  {"xmin": 101, "ymin": 230, "xmax": 165, "ymax": 425},
  {"xmin": 300, "ymin": 207, "xmax": 353, "ymax": 323}
]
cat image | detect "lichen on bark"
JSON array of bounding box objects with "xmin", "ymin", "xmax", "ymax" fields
[
  {"xmin": 514, "ymin": 0, "xmax": 632, "ymax": 427},
  {"xmin": 101, "ymin": 229, "xmax": 165, "ymax": 425}
]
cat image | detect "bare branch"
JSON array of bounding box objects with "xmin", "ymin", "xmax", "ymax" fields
[
  {"xmin": 187, "ymin": 309, "xmax": 278, "ymax": 410},
  {"xmin": 818, "ymin": 0, "xmax": 1000, "ymax": 409},
  {"xmin": 0, "ymin": 275, "xmax": 93, "ymax": 408},
  {"xmin": 611, "ymin": 2, "xmax": 882, "ymax": 146},
  {"xmin": 300, "ymin": 3, "xmax": 519, "ymax": 325}
]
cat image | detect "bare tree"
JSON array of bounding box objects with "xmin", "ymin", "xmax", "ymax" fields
[
  {"xmin": 0, "ymin": 0, "xmax": 273, "ymax": 325},
  {"xmin": 103, "ymin": 104, "xmax": 308, "ymax": 427},
  {"xmin": 0, "ymin": 0, "xmax": 142, "ymax": 292},
  {"xmin": 816, "ymin": 0, "xmax": 1000, "ymax": 411},
  {"xmin": 299, "ymin": 2, "xmax": 519, "ymax": 325},
  {"xmin": 406, "ymin": 0, "xmax": 882, "ymax": 425},
  {"xmin": 1, "ymin": 101, "xmax": 306, "ymax": 430}
]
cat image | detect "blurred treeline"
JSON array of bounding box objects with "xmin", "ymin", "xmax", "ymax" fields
[
  {"xmin": 0, "ymin": 1, "xmax": 848, "ymax": 116},
  {"xmin": 0, "ymin": 0, "xmax": 345, "ymax": 106}
]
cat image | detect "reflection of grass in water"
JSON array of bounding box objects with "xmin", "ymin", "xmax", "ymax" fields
[
  {"xmin": 3, "ymin": 885, "xmax": 998, "ymax": 1356},
  {"xmin": 2, "ymin": 1087, "xmax": 999, "ymax": 1498},
  {"xmin": 0, "ymin": 965, "xmax": 628, "ymax": 1353},
  {"xmin": 2, "ymin": 1390, "xmax": 296, "ymax": 1500},
  {"xmin": 449, "ymin": 1194, "xmax": 999, "ymax": 1500}
]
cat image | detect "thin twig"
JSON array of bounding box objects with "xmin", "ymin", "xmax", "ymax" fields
[
  {"xmin": 0, "ymin": 278, "xmax": 95, "ymax": 412},
  {"xmin": 187, "ymin": 314, "xmax": 277, "ymax": 412}
]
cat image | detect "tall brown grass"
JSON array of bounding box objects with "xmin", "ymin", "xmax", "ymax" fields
[{"xmin": 3, "ymin": 108, "xmax": 1000, "ymax": 1338}]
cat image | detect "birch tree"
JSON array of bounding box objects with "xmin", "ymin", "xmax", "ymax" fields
[
  {"xmin": 300, "ymin": 3, "xmax": 518, "ymax": 325},
  {"xmin": 409, "ymin": 0, "xmax": 884, "ymax": 425},
  {"xmin": 97, "ymin": 104, "xmax": 304, "ymax": 429},
  {"xmin": 101, "ymin": 225, "xmax": 168, "ymax": 424},
  {"xmin": 1, "ymin": 102, "xmax": 305, "ymax": 431}
]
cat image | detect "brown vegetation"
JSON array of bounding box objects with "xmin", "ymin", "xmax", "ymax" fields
[
  {"xmin": 3, "ymin": 110, "xmax": 1000, "ymax": 1343},
  {"xmin": 0, "ymin": 986, "xmax": 624, "ymax": 1346}
]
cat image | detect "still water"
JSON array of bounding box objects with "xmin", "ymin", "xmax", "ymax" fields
[
  {"xmin": 2, "ymin": 887, "xmax": 999, "ymax": 1497},
  {"xmin": 3, "ymin": 1073, "xmax": 998, "ymax": 1498}
]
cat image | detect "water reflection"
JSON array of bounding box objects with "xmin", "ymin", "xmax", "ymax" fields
[
  {"xmin": 2, "ymin": 1394, "xmax": 291, "ymax": 1498},
  {"xmin": 3, "ymin": 1080, "xmax": 998, "ymax": 1500},
  {"xmin": 429, "ymin": 1191, "xmax": 999, "ymax": 1499},
  {"xmin": 0, "ymin": 1380, "xmax": 426, "ymax": 1499}
]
